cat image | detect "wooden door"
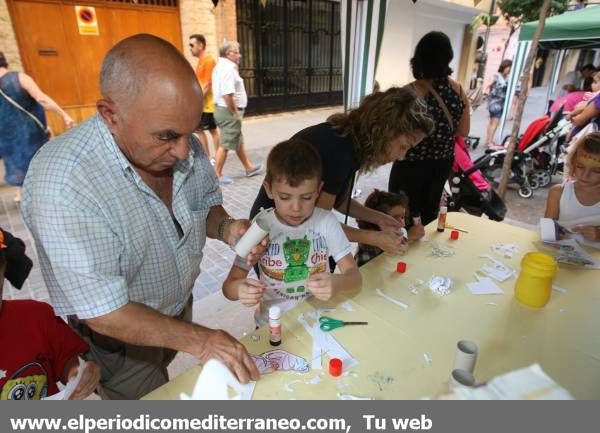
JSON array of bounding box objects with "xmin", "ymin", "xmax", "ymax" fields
[{"xmin": 7, "ymin": 0, "xmax": 183, "ymax": 134}]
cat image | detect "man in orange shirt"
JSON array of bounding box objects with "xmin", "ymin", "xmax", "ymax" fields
[{"xmin": 190, "ymin": 34, "xmax": 220, "ymax": 164}]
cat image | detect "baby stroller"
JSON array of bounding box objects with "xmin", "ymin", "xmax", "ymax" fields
[
  {"xmin": 475, "ymin": 106, "xmax": 571, "ymax": 198},
  {"xmin": 445, "ymin": 137, "xmax": 507, "ymax": 221}
]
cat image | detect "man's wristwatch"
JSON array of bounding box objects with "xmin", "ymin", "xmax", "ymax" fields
[{"xmin": 218, "ymin": 216, "xmax": 235, "ymax": 243}]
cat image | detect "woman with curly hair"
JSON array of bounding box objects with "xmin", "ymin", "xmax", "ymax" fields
[
  {"xmin": 249, "ymin": 86, "xmax": 434, "ymax": 256},
  {"xmin": 388, "ymin": 31, "xmax": 470, "ymax": 226}
]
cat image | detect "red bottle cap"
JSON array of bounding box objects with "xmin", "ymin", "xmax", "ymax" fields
[
  {"xmin": 450, "ymin": 230, "xmax": 459, "ymax": 240},
  {"xmin": 329, "ymin": 358, "xmax": 343, "ymax": 377},
  {"xmin": 396, "ymin": 261, "xmax": 407, "ymax": 273}
]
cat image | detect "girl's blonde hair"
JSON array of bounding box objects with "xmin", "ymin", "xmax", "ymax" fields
[
  {"xmin": 327, "ymin": 86, "xmax": 434, "ymax": 173},
  {"xmin": 565, "ymin": 131, "xmax": 600, "ymax": 178}
]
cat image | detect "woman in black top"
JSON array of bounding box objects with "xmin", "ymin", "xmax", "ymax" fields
[
  {"xmin": 388, "ymin": 31, "xmax": 470, "ymax": 225},
  {"xmin": 250, "ymin": 86, "xmax": 434, "ymax": 256}
]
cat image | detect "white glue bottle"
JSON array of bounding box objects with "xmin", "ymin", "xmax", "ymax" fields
[{"xmin": 269, "ymin": 306, "xmax": 281, "ymax": 346}]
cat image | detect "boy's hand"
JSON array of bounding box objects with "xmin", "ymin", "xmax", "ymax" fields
[
  {"xmin": 237, "ymin": 278, "xmax": 266, "ymax": 306},
  {"xmin": 68, "ymin": 361, "xmax": 100, "ymax": 400},
  {"xmin": 246, "ymin": 236, "xmax": 269, "ymax": 267},
  {"xmin": 307, "ymin": 273, "xmax": 334, "ymax": 301},
  {"xmin": 572, "ymin": 225, "xmax": 600, "ymax": 242}
]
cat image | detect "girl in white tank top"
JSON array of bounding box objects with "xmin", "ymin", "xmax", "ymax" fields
[{"xmin": 545, "ymin": 132, "xmax": 600, "ymax": 245}]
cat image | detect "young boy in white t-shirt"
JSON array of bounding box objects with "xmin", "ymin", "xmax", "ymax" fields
[{"xmin": 222, "ymin": 139, "xmax": 362, "ymax": 325}]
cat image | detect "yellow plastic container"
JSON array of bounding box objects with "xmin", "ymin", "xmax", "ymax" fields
[{"xmin": 514, "ymin": 252, "xmax": 557, "ymax": 308}]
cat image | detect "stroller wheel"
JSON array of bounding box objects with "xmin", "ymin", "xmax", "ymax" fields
[
  {"xmin": 518, "ymin": 185, "xmax": 533, "ymax": 199},
  {"xmin": 529, "ymin": 169, "xmax": 552, "ymax": 189}
]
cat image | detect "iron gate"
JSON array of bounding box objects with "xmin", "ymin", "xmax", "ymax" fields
[{"xmin": 236, "ymin": 0, "xmax": 343, "ymax": 115}]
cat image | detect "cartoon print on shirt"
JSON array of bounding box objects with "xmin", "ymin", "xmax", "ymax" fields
[
  {"xmin": 0, "ymin": 362, "xmax": 49, "ymax": 400},
  {"xmin": 282, "ymin": 236, "xmax": 310, "ymax": 293}
]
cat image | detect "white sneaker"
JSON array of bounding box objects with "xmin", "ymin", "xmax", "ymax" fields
[
  {"xmin": 245, "ymin": 163, "xmax": 264, "ymax": 177},
  {"xmin": 218, "ymin": 176, "xmax": 234, "ymax": 185}
]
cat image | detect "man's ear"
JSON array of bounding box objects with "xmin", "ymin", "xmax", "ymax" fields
[
  {"xmin": 96, "ymin": 99, "xmax": 119, "ymax": 133},
  {"xmin": 263, "ymin": 180, "xmax": 274, "ymax": 200},
  {"xmin": 318, "ymin": 180, "xmax": 324, "ymax": 195}
]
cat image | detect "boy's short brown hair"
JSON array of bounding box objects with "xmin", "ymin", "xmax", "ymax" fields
[{"xmin": 265, "ymin": 138, "xmax": 322, "ymax": 187}]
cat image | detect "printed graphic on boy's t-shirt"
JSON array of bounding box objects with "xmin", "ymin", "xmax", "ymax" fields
[{"xmin": 260, "ymin": 235, "xmax": 328, "ymax": 300}]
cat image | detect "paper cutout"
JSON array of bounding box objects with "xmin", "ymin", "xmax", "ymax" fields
[
  {"xmin": 43, "ymin": 357, "xmax": 85, "ymax": 400},
  {"xmin": 428, "ymin": 276, "xmax": 453, "ymax": 295},
  {"xmin": 491, "ymin": 243, "xmax": 519, "ymax": 258},
  {"xmin": 452, "ymin": 363, "xmax": 573, "ymax": 400},
  {"xmin": 252, "ymin": 350, "xmax": 309, "ymax": 374},
  {"xmin": 409, "ymin": 279, "xmax": 425, "ymax": 295},
  {"xmin": 535, "ymin": 239, "xmax": 600, "ymax": 269},
  {"xmin": 297, "ymin": 313, "xmax": 359, "ymax": 372},
  {"xmin": 467, "ymin": 273, "xmax": 504, "ymax": 295},
  {"xmin": 180, "ymin": 359, "xmax": 255, "ymax": 400},
  {"xmin": 479, "ymin": 255, "xmax": 516, "ymax": 281},
  {"xmin": 375, "ymin": 288, "xmax": 408, "ymax": 309}
]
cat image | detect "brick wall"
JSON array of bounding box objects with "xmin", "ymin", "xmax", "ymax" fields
[
  {"xmin": 180, "ymin": 0, "xmax": 220, "ymax": 67},
  {"xmin": 0, "ymin": 0, "xmax": 23, "ymax": 70},
  {"xmin": 214, "ymin": 0, "xmax": 237, "ymax": 48}
]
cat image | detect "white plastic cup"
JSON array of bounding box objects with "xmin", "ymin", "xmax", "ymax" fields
[
  {"xmin": 450, "ymin": 369, "xmax": 475, "ymax": 390},
  {"xmin": 453, "ymin": 340, "xmax": 478, "ymax": 374},
  {"xmin": 234, "ymin": 209, "xmax": 271, "ymax": 258}
]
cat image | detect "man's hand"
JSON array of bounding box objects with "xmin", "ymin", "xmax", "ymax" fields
[
  {"xmin": 195, "ymin": 329, "xmax": 260, "ymax": 384},
  {"xmin": 307, "ymin": 272, "xmax": 334, "ymax": 301},
  {"xmin": 236, "ymin": 277, "xmax": 266, "ymax": 306},
  {"xmin": 67, "ymin": 361, "xmax": 101, "ymax": 400}
]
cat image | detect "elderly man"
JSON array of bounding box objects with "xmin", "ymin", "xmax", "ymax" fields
[
  {"xmin": 212, "ymin": 41, "xmax": 262, "ymax": 185},
  {"xmin": 22, "ymin": 34, "xmax": 261, "ymax": 400}
]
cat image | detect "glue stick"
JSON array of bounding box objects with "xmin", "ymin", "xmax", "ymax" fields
[
  {"xmin": 269, "ymin": 306, "xmax": 281, "ymax": 346},
  {"xmin": 437, "ymin": 206, "xmax": 447, "ymax": 233}
]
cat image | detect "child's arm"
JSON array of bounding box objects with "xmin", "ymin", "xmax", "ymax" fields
[
  {"xmin": 307, "ymin": 254, "xmax": 362, "ymax": 301},
  {"xmin": 544, "ymin": 184, "xmax": 563, "ymax": 220},
  {"xmin": 571, "ymin": 100, "xmax": 600, "ymax": 127},
  {"xmin": 60, "ymin": 357, "xmax": 101, "ymax": 400},
  {"xmin": 222, "ymin": 265, "xmax": 266, "ymax": 306}
]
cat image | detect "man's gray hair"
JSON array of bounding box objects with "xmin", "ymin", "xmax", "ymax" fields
[
  {"xmin": 99, "ymin": 47, "xmax": 146, "ymax": 105},
  {"xmin": 99, "ymin": 34, "xmax": 189, "ymax": 110},
  {"xmin": 219, "ymin": 41, "xmax": 240, "ymax": 57}
]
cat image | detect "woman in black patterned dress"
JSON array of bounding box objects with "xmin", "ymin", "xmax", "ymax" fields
[{"xmin": 388, "ymin": 31, "xmax": 470, "ymax": 225}]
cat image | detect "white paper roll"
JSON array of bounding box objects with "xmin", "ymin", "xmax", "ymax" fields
[
  {"xmin": 234, "ymin": 208, "xmax": 272, "ymax": 258},
  {"xmin": 453, "ymin": 340, "xmax": 478, "ymax": 374}
]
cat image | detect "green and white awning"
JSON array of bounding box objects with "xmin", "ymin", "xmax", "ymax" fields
[{"xmin": 341, "ymin": 0, "xmax": 388, "ymax": 111}]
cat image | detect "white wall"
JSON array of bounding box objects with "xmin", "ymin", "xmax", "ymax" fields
[{"xmin": 376, "ymin": 0, "xmax": 478, "ymax": 89}]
